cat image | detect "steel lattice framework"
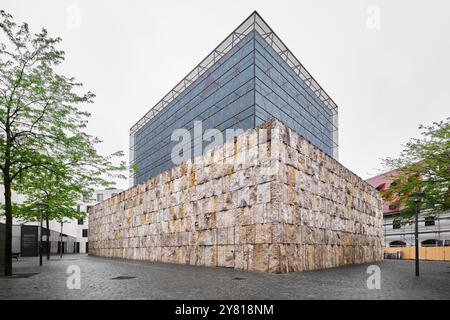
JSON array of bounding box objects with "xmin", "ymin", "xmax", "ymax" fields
[{"xmin": 129, "ymin": 11, "xmax": 339, "ymax": 183}]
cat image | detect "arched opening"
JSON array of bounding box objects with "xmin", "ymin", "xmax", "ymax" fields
[
  {"xmin": 390, "ymin": 240, "xmax": 406, "ymax": 247},
  {"xmin": 421, "ymin": 239, "xmax": 443, "ymax": 247}
]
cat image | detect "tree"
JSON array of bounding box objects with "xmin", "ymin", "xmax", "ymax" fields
[
  {"xmin": 381, "ymin": 118, "xmax": 450, "ymax": 220},
  {"xmin": 14, "ymin": 162, "xmax": 89, "ymax": 260},
  {"xmin": 0, "ymin": 10, "xmax": 126, "ymax": 275}
]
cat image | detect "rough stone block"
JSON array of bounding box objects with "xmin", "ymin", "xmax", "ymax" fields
[{"xmin": 250, "ymin": 244, "xmax": 269, "ymax": 272}]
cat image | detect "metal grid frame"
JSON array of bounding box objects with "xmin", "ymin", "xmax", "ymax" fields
[{"xmin": 130, "ymin": 11, "xmax": 340, "ymax": 184}]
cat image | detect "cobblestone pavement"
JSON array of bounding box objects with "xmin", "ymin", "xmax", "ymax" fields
[{"xmin": 0, "ymin": 254, "xmax": 449, "ymax": 299}]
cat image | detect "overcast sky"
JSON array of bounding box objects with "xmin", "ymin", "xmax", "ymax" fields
[{"xmin": 2, "ymin": 0, "xmax": 449, "ymax": 190}]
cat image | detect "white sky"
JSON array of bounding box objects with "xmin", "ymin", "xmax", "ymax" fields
[{"xmin": 2, "ymin": 0, "xmax": 449, "ymax": 189}]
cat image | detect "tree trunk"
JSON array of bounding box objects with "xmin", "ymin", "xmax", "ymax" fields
[
  {"xmin": 3, "ymin": 172, "xmax": 13, "ymax": 276},
  {"xmin": 46, "ymin": 217, "xmax": 50, "ymax": 260}
]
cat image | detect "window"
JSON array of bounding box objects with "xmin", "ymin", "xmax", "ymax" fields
[
  {"xmin": 82, "ymin": 229, "xmax": 88, "ymax": 238},
  {"xmin": 392, "ymin": 219, "xmax": 401, "ymax": 229},
  {"xmin": 388, "ymin": 204, "xmax": 397, "ymax": 211},
  {"xmin": 421, "ymin": 239, "xmax": 442, "ymax": 247},
  {"xmin": 77, "ymin": 218, "xmax": 84, "ymax": 225},
  {"xmin": 86, "ymin": 205, "xmax": 93, "ymax": 213},
  {"xmin": 96, "ymin": 193, "xmax": 104, "ymax": 202},
  {"xmin": 424, "ymin": 216, "xmax": 435, "ymax": 226},
  {"xmin": 76, "ymin": 205, "xmax": 81, "ymax": 212},
  {"xmin": 390, "ymin": 240, "xmax": 406, "ymax": 247}
]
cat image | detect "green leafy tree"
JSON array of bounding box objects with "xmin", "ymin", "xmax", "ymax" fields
[
  {"xmin": 15, "ymin": 162, "xmax": 89, "ymax": 260},
  {"xmin": 0, "ymin": 10, "xmax": 126, "ymax": 276},
  {"xmin": 382, "ymin": 118, "xmax": 450, "ymax": 221}
]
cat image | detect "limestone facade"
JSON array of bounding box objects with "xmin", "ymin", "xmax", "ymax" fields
[{"xmin": 89, "ymin": 120, "xmax": 383, "ymax": 273}]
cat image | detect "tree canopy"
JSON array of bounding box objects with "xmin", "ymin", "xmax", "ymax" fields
[
  {"xmin": 0, "ymin": 10, "xmax": 126, "ymax": 275},
  {"xmin": 381, "ymin": 118, "xmax": 450, "ymax": 219}
]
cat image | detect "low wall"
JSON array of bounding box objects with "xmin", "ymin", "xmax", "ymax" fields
[
  {"xmin": 89, "ymin": 120, "xmax": 383, "ymax": 273},
  {"xmin": 385, "ymin": 246, "xmax": 450, "ymax": 261}
]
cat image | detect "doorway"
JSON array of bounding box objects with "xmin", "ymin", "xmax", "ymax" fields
[{"xmin": 57, "ymin": 241, "xmax": 65, "ymax": 254}]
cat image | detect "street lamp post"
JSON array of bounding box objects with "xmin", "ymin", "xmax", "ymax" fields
[{"xmin": 412, "ymin": 192, "xmax": 422, "ymax": 277}]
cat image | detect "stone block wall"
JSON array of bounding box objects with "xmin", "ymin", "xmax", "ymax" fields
[{"xmin": 89, "ymin": 119, "xmax": 383, "ymax": 273}]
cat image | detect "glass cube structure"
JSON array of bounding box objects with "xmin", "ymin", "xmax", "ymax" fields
[{"xmin": 130, "ymin": 11, "xmax": 339, "ymax": 185}]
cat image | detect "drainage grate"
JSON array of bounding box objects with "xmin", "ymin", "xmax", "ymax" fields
[
  {"xmin": 232, "ymin": 277, "xmax": 245, "ymax": 281},
  {"xmin": 0, "ymin": 273, "xmax": 40, "ymax": 279},
  {"xmin": 111, "ymin": 276, "xmax": 137, "ymax": 280}
]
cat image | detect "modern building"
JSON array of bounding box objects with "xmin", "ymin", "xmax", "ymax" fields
[
  {"xmin": 0, "ymin": 188, "xmax": 123, "ymax": 258},
  {"xmin": 366, "ymin": 171, "xmax": 450, "ymax": 247},
  {"xmin": 130, "ymin": 11, "xmax": 339, "ymax": 185},
  {"xmin": 90, "ymin": 12, "xmax": 383, "ymax": 273}
]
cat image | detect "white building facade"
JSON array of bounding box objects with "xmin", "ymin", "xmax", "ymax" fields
[
  {"xmin": 366, "ymin": 172, "xmax": 450, "ymax": 248},
  {"xmin": 383, "ymin": 211, "xmax": 450, "ymax": 247},
  {"xmin": 0, "ymin": 188, "xmax": 122, "ymax": 256},
  {"xmin": 74, "ymin": 189, "xmax": 122, "ymax": 253}
]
